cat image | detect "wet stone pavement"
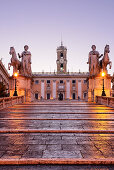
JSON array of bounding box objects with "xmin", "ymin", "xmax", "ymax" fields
[
  {"xmin": 0, "ymin": 101, "xmax": 114, "ymax": 169},
  {"xmin": 0, "ymin": 164, "xmax": 114, "ymax": 170}
]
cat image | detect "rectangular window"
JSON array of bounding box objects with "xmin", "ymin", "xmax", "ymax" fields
[
  {"xmin": 47, "ymin": 80, "xmax": 50, "ymax": 84},
  {"xmin": 84, "ymin": 92, "xmax": 87, "ymax": 98},
  {"xmin": 35, "ymin": 80, "xmax": 39, "ymax": 84},
  {"xmin": 72, "ymin": 80, "xmax": 76, "ymax": 84},
  {"xmin": 60, "ymin": 80, "xmax": 63, "ymax": 84},
  {"xmin": 84, "ymin": 80, "xmax": 86, "ymax": 84}
]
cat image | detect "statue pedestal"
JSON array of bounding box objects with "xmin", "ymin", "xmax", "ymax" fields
[
  {"xmin": 88, "ymin": 74, "xmax": 112, "ymax": 102},
  {"xmin": 9, "ymin": 75, "xmax": 33, "ymax": 102}
]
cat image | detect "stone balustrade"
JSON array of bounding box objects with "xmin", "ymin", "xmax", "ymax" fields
[
  {"xmin": 0, "ymin": 96, "xmax": 24, "ymax": 110},
  {"xmin": 96, "ymin": 96, "xmax": 114, "ymax": 108}
]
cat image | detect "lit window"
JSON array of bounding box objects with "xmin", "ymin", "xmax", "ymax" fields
[{"xmin": 60, "ymin": 64, "xmax": 63, "ymax": 71}]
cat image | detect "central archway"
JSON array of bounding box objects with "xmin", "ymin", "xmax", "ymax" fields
[{"xmin": 58, "ymin": 92, "xmax": 63, "ymax": 100}]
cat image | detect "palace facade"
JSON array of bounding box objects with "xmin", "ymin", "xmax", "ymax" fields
[{"xmin": 32, "ymin": 43, "xmax": 89, "ymax": 101}]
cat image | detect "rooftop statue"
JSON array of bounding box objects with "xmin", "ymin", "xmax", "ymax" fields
[{"xmin": 8, "ymin": 45, "xmax": 32, "ymax": 76}]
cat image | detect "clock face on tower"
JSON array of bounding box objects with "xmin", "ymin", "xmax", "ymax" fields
[{"xmin": 60, "ymin": 58, "xmax": 64, "ymax": 63}]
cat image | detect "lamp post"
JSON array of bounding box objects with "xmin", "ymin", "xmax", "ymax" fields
[
  {"xmin": 101, "ymin": 72, "xmax": 106, "ymax": 96},
  {"xmin": 13, "ymin": 72, "xmax": 18, "ymax": 96}
]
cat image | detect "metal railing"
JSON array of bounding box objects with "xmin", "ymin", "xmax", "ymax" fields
[
  {"xmin": 96, "ymin": 96, "xmax": 114, "ymax": 108},
  {"xmin": 0, "ymin": 96, "xmax": 24, "ymax": 110}
]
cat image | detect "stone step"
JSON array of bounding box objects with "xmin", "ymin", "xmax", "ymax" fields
[
  {"xmin": 0, "ymin": 118, "xmax": 114, "ymax": 121},
  {"xmin": 1, "ymin": 111, "xmax": 114, "ymax": 114},
  {"xmin": 0, "ymin": 129, "xmax": 114, "ymax": 134},
  {"xmin": 14, "ymin": 104, "xmax": 107, "ymax": 107},
  {"xmin": 0, "ymin": 101, "xmax": 113, "ymax": 165},
  {"xmin": 0, "ymin": 158, "xmax": 114, "ymax": 165},
  {"xmin": 5, "ymin": 107, "xmax": 114, "ymax": 110}
]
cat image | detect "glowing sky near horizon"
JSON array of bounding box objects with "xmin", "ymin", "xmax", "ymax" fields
[{"xmin": 0, "ymin": 0, "xmax": 114, "ymax": 75}]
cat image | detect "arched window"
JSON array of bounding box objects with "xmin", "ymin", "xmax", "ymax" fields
[
  {"xmin": 60, "ymin": 64, "xmax": 63, "ymax": 68},
  {"xmin": 60, "ymin": 53, "xmax": 63, "ymax": 57}
]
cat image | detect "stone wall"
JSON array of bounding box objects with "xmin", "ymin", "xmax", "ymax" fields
[
  {"xmin": 88, "ymin": 75, "xmax": 112, "ymax": 102},
  {"xmin": 9, "ymin": 75, "xmax": 33, "ymax": 102}
]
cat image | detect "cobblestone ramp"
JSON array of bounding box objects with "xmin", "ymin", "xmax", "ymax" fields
[{"xmin": 0, "ymin": 101, "xmax": 114, "ymax": 166}]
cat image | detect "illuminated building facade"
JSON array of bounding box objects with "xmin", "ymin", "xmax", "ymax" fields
[{"xmin": 32, "ymin": 43, "xmax": 88, "ymax": 101}]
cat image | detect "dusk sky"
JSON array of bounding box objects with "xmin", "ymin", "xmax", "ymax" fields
[{"xmin": 0, "ymin": 0, "xmax": 114, "ymax": 75}]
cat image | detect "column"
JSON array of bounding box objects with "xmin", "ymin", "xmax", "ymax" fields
[
  {"xmin": 78, "ymin": 80, "xmax": 82, "ymax": 99},
  {"xmin": 53, "ymin": 80, "xmax": 56, "ymax": 99},
  {"xmin": 41, "ymin": 80, "xmax": 44, "ymax": 99},
  {"xmin": 66, "ymin": 80, "xmax": 70, "ymax": 99}
]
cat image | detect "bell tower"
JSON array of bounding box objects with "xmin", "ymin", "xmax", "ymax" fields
[{"xmin": 56, "ymin": 42, "xmax": 67, "ymax": 74}]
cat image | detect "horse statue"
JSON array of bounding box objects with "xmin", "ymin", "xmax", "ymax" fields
[
  {"xmin": 100, "ymin": 45, "xmax": 112, "ymax": 73},
  {"xmin": 8, "ymin": 47, "xmax": 21, "ymax": 73}
]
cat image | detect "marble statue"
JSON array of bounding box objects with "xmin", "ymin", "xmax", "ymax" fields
[
  {"xmin": 100, "ymin": 45, "xmax": 112, "ymax": 73},
  {"xmin": 18, "ymin": 45, "xmax": 32, "ymax": 76},
  {"xmin": 88, "ymin": 45, "xmax": 112, "ymax": 76},
  {"xmin": 87, "ymin": 45, "xmax": 102, "ymax": 76},
  {"xmin": 8, "ymin": 47, "xmax": 21, "ymax": 73},
  {"xmin": 8, "ymin": 45, "xmax": 32, "ymax": 76}
]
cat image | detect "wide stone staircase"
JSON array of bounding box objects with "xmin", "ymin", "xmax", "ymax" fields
[{"xmin": 0, "ymin": 100, "xmax": 114, "ymax": 169}]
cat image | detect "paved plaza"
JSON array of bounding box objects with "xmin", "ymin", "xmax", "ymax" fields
[
  {"xmin": 0, "ymin": 164, "xmax": 114, "ymax": 170},
  {"xmin": 0, "ymin": 101, "xmax": 114, "ymax": 169}
]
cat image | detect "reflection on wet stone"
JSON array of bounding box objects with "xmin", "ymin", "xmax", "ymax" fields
[{"xmin": 0, "ymin": 101, "xmax": 113, "ymax": 159}]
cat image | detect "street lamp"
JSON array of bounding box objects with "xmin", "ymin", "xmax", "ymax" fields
[
  {"xmin": 101, "ymin": 72, "xmax": 106, "ymax": 96},
  {"xmin": 13, "ymin": 72, "xmax": 18, "ymax": 96}
]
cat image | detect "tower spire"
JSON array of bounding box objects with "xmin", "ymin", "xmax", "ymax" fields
[
  {"xmin": 61, "ymin": 40, "xmax": 63, "ymax": 46},
  {"xmin": 61, "ymin": 34, "xmax": 63, "ymax": 46}
]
